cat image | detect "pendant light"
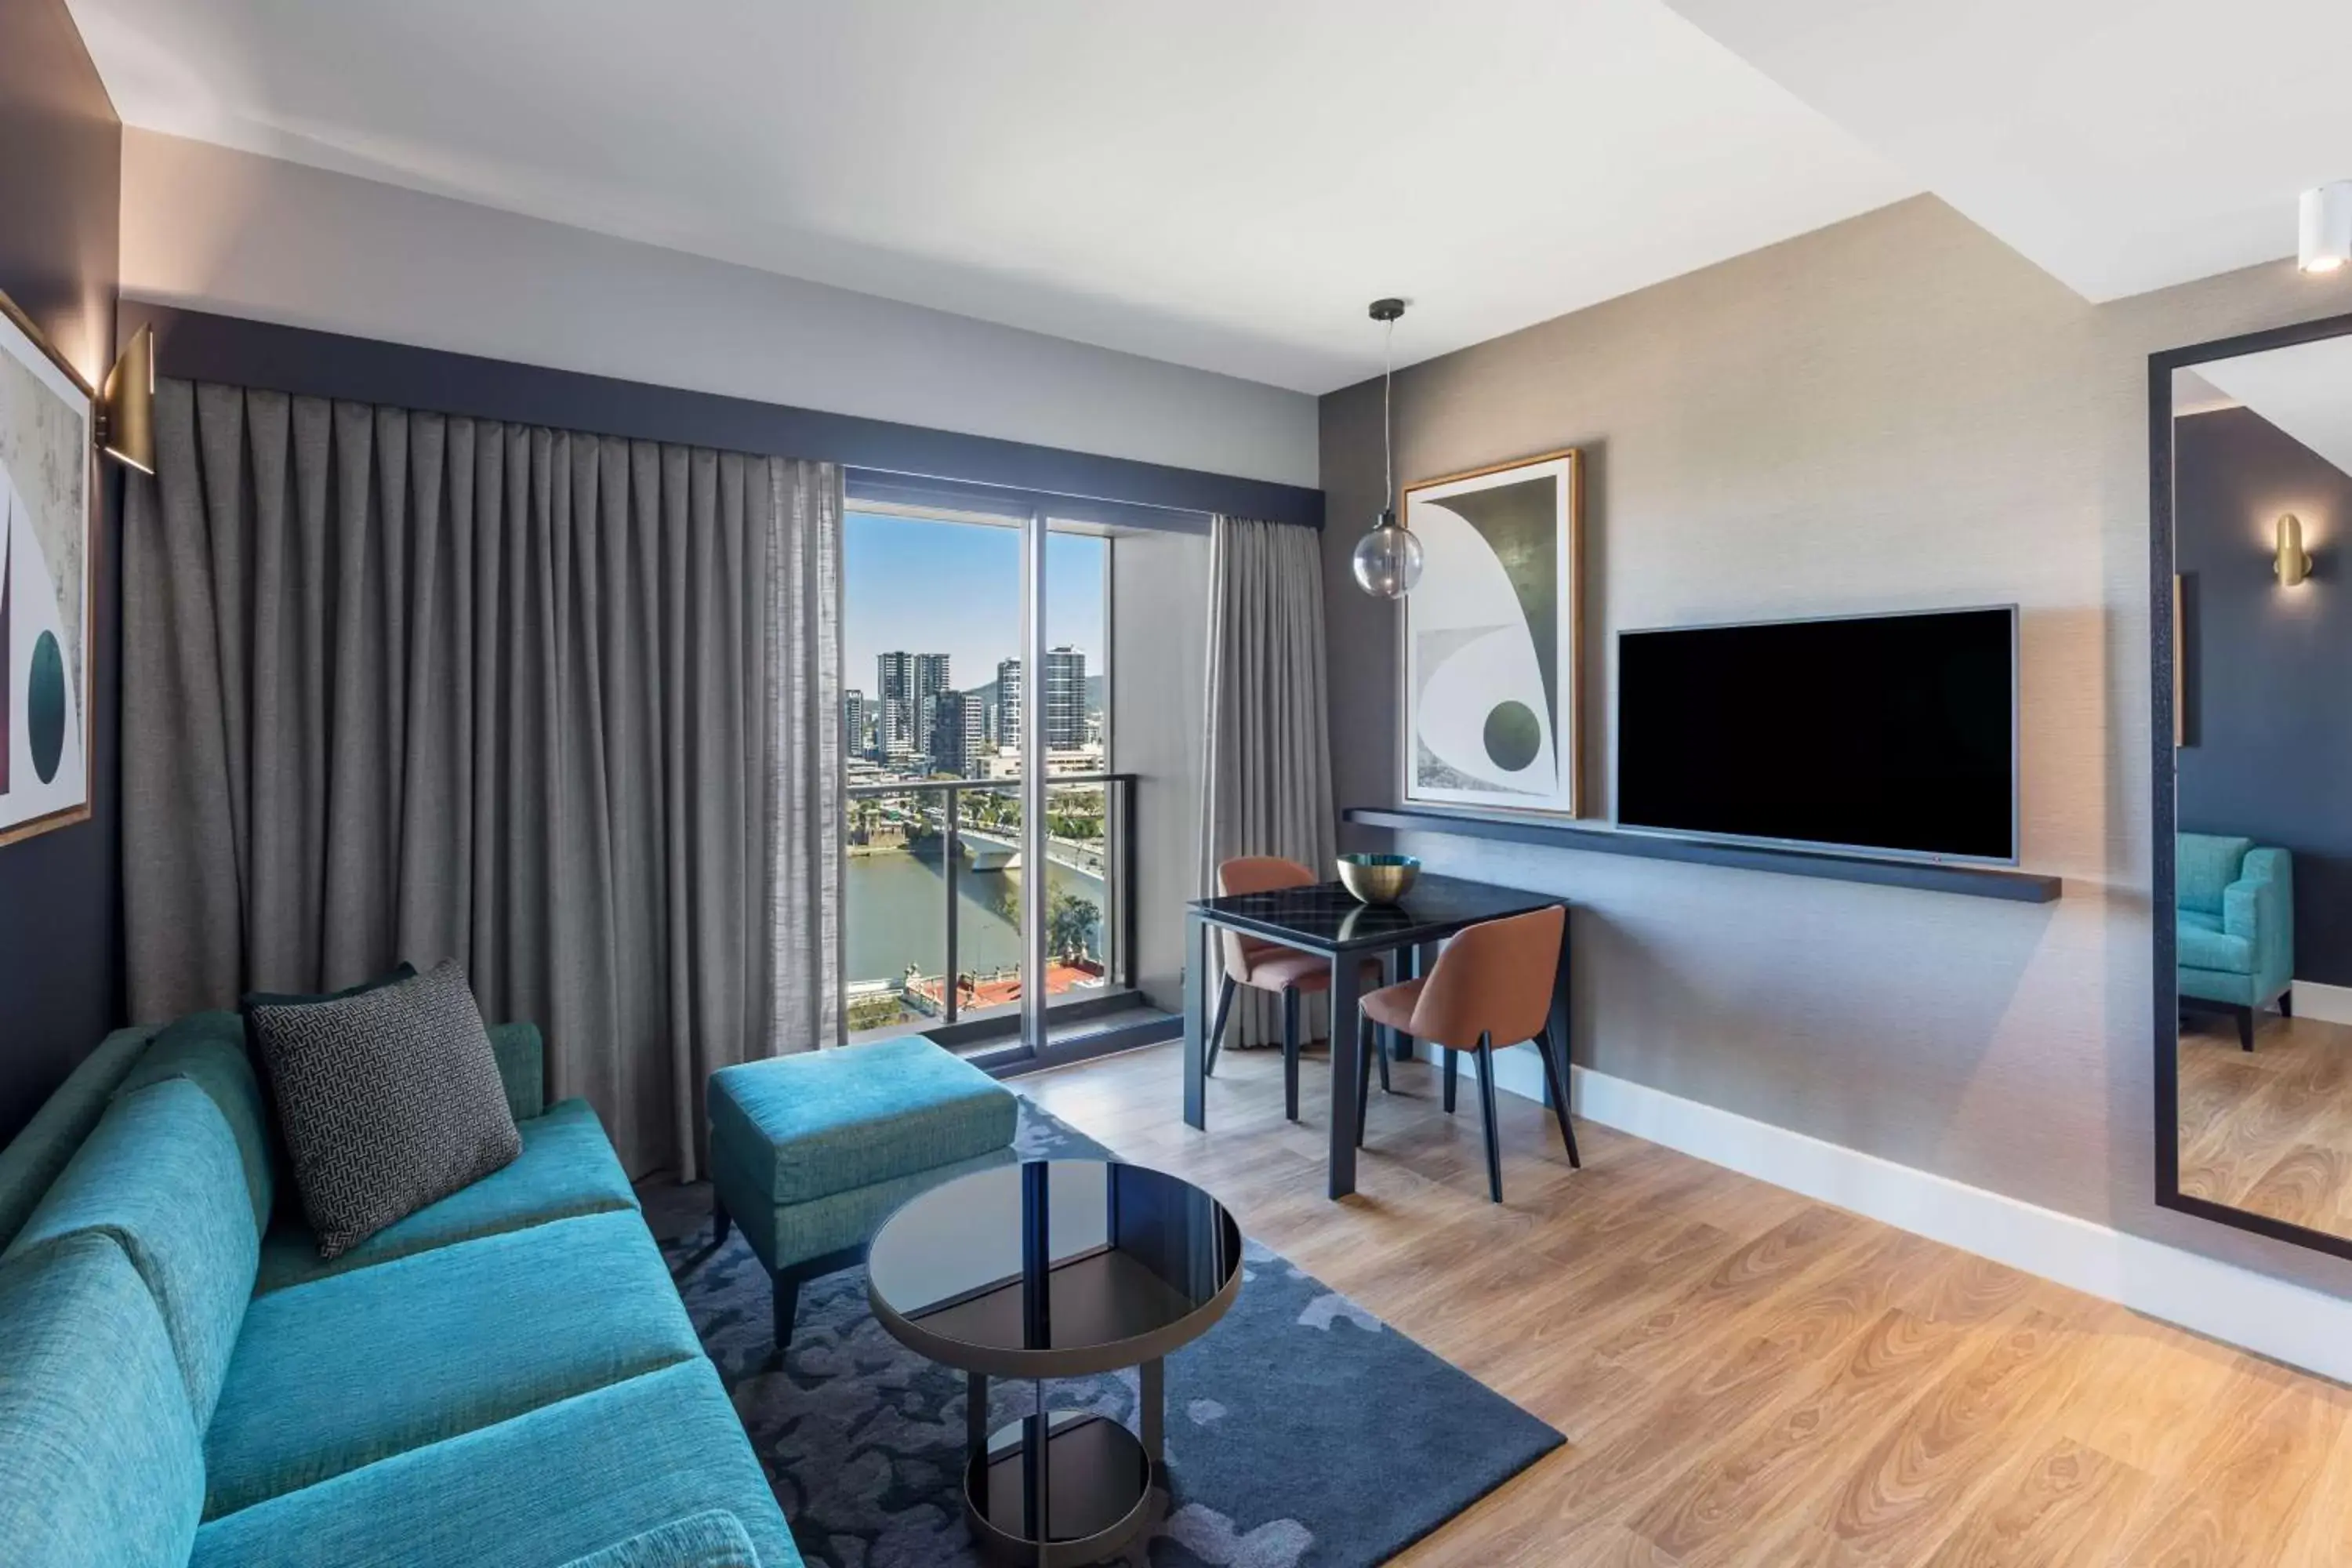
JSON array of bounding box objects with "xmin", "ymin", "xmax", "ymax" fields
[{"xmin": 1352, "ymin": 297, "xmax": 1423, "ymax": 599}]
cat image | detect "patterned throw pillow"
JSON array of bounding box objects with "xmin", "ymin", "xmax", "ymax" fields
[{"xmin": 246, "ymin": 959, "xmax": 522, "ymax": 1258}]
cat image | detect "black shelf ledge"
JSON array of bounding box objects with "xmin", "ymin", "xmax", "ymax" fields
[{"xmin": 1344, "ymin": 806, "xmax": 2063, "ymax": 904}]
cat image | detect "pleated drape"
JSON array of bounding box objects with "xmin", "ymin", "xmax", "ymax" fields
[
  {"xmin": 122, "ymin": 378, "xmax": 842, "ymax": 1178},
  {"xmin": 1200, "ymin": 514, "xmax": 1338, "ymax": 1046}
]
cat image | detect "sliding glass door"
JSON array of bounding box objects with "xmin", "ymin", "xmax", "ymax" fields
[{"xmin": 840, "ymin": 500, "xmax": 1121, "ymax": 1065}]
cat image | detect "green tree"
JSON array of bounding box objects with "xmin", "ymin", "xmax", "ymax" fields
[{"xmin": 1048, "ymin": 891, "xmax": 1101, "ymax": 961}]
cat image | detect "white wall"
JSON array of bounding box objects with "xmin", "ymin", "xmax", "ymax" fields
[{"xmin": 118, "ymin": 129, "xmax": 1319, "ymax": 488}]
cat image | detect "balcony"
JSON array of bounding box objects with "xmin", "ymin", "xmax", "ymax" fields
[{"xmin": 844, "ymin": 772, "xmax": 1169, "ymax": 1067}]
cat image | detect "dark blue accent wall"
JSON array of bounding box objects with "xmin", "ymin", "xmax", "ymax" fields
[
  {"xmin": 0, "ymin": 0, "xmax": 122, "ymax": 1142},
  {"xmin": 2176, "ymin": 405, "xmax": 2352, "ymax": 985}
]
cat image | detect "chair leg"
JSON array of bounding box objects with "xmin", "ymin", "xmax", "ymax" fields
[
  {"xmin": 1534, "ymin": 1025, "xmax": 1581, "ymax": 1170},
  {"xmin": 1376, "ymin": 1017, "xmax": 1392, "ymax": 1094},
  {"xmin": 772, "ymin": 1269, "xmax": 800, "ymax": 1352},
  {"xmin": 1356, "ymin": 1013, "xmax": 1374, "ymax": 1148},
  {"xmin": 2236, "ymin": 1004, "xmax": 2256, "ymax": 1051},
  {"xmin": 1443, "ymin": 1047, "xmax": 1459, "ymax": 1114},
  {"xmin": 1204, "ymin": 977, "xmax": 1236, "ymax": 1078},
  {"xmin": 2281, "ymin": 990, "xmax": 2295, "ymax": 1020},
  {"xmin": 711, "ymin": 1191, "xmax": 731, "ymax": 1249},
  {"xmin": 1283, "ymin": 987, "xmax": 1302, "ymax": 1122},
  {"xmin": 1475, "ymin": 1035, "xmax": 1504, "ymax": 1204}
]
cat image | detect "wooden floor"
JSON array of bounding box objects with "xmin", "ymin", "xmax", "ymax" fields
[
  {"xmin": 1022, "ymin": 1041, "xmax": 2352, "ymax": 1566},
  {"xmin": 2180, "ymin": 1011, "xmax": 2352, "ymax": 1241}
]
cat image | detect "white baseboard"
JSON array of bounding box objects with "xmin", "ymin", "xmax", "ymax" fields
[
  {"xmin": 1459, "ymin": 1040, "xmax": 2352, "ymax": 1385},
  {"xmin": 2291, "ymin": 978, "xmax": 2352, "ymax": 1027}
]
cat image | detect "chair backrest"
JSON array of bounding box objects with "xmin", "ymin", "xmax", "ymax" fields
[
  {"xmin": 2178, "ymin": 833, "xmax": 2254, "ymax": 916},
  {"xmin": 1217, "ymin": 856, "xmax": 1317, "ymax": 977},
  {"xmin": 1410, "ymin": 906, "xmax": 1566, "ymax": 1051}
]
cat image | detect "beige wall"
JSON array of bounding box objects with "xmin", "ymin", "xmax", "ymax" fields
[
  {"xmin": 1320, "ymin": 194, "xmax": 2352, "ymax": 1294},
  {"xmin": 1111, "ymin": 528, "xmax": 1210, "ymax": 1010}
]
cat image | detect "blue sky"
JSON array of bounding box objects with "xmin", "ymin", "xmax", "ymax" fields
[{"xmin": 842, "ymin": 512, "xmax": 1105, "ymax": 696}]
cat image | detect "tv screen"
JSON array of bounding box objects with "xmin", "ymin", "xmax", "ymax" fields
[{"xmin": 1616, "ymin": 607, "xmax": 2016, "ymax": 862}]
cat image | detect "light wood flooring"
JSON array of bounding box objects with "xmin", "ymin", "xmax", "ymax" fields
[
  {"xmin": 1018, "ymin": 1040, "xmax": 2352, "ymax": 1566},
  {"xmin": 2180, "ymin": 1011, "xmax": 2352, "ymax": 1240}
]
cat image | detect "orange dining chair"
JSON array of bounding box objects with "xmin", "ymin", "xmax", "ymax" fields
[
  {"xmin": 1207, "ymin": 855, "xmax": 1389, "ymax": 1123},
  {"xmin": 1356, "ymin": 905, "xmax": 1576, "ymax": 1202}
]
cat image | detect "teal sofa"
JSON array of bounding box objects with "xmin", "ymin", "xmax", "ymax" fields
[
  {"xmin": 2177, "ymin": 832, "xmax": 2295, "ymax": 1051},
  {"xmin": 0, "ymin": 1011, "xmax": 798, "ymax": 1568}
]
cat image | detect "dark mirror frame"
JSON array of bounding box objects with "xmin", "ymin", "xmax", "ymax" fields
[{"xmin": 2151, "ymin": 306, "xmax": 2352, "ymax": 1263}]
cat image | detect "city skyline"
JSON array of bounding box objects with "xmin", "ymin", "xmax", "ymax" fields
[{"xmin": 843, "ymin": 510, "xmax": 1105, "ymax": 694}]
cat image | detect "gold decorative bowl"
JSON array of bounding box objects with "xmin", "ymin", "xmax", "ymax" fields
[{"xmin": 1338, "ymin": 852, "xmax": 1420, "ymax": 904}]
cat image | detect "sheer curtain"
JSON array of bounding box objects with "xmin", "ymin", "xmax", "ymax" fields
[
  {"xmin": 122, "ymin": 378, "xmax": 842, "ymax": 1178},
  {"xmin": 1200, "ymin": 514, "xmax": 1337, "ymax": 1046}
]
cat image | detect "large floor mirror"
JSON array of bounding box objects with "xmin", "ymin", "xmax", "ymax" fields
[{"xmin": 2156, "ymin": 308, "xmax": 2352, "ymax": 1259}]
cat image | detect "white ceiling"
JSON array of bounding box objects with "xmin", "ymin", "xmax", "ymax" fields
[
  {"xmin": 65, "ymin": 0, "xmax": 1917, "ymax": 394},
  {"xmin": 2195, "ymin": 337, "xmax": 2352, "ymax": 482},
  {"xmin": 1662, "ymin": 0, "xmax": 2352, "ymax": 303},
  {"xmin": 68, "ymin": 1, "xmax": 2352, "ymax": 397}
]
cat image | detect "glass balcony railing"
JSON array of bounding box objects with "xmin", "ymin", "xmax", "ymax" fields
[{"xmin": 842, "ymin": 773, "xmax": 1137, "ymax": 1046}]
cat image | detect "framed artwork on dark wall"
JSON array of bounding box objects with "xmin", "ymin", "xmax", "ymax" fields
[
  {"xmin": 0, "ymin": 289, "xmax": 96, "ymax": 848},
  {"xmin": 1399, "ymin": 448, "xmax": 1584, "ymax": 816}
]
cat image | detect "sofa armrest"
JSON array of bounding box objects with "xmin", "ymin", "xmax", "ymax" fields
[
  {"xmin": 487, "ymin": 1022, "xmax": 546, "ymax": 1123},
  {"xmin": 557, "ymin": 1510, "xmax": 761, "ymax": 1568}
]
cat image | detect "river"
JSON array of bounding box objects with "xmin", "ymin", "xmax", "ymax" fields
[{"xmin": 844, "ymin": 848, "xmax": 1105, "ymax": 985}]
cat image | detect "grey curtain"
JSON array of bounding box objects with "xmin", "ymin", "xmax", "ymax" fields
[
  {"xmin": 1200, "ymin": 514, "xmax": 1337, "ymax": 1046},
  {"xmin": 123, "ymin": 378, "xmax": 843, "ymax": 1179}
]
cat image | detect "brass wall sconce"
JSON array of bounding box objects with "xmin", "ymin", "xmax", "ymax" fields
[
  {"xmin": 2275, "ymin": 512, "xmax": 2312, "ymax": 586},
  {"xmin": 96, "ymin": 324, "xmax": 154, "ymax": 474}
]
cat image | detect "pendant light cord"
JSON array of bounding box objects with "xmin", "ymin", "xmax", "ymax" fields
[{"xmin": 1382, "ymin": 316, "xmax": 1396, "ymax": 517}]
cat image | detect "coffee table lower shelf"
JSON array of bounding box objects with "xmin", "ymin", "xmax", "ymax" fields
[{"xmin": 966, "ymin": 1411, "xmax": 1154, "ymax": 1567}]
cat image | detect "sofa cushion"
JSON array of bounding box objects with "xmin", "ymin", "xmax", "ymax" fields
[
  {"xmin": 253, "ymin": 1096, "xmax": 637, "ymax": 1294},
  {"xmin": 118, "ymin": 1010, "xmax": 276, "ymax": 1232},
  {"xmin": 2178, "ymin": 833, "xmax": 2253, "ymax": 915},
  {"xmin": 489, "ymin": 1020, "xmax": 548, "ymax": 1123},
  {"xmin": 5, "ymin": 1076, "xmax": 259, "ymax": 1426},
  {"xmin": 0, "ymin": 1023, "xmax": 157, "ymax": 1253},
  {"xmin": 561, "ymin": 1511, "xmax": 761, "ymax": 1568},
  {"xmin": 2180, "ymin": 909, "xmax": 2256, "ymax": 975},
  {"xmin": 205, "ymin": 1208, "xmax": 703, "ymax": 1519},
  {"xmin": 0, "ymin": 1232, "xmax": 205, "ymax": 1568},
  {"xmin": 249, "ymin": 958, "xmax": 522, "ymax": 1259},
  {"xmin": 189, "ymin": 1360, "xmax": 800, "ymax": 1568},
  {"xmin": 709, "ymin": 1035, "xmax": 1017, "ymax": 1206}
]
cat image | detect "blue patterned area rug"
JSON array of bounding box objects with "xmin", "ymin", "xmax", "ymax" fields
[{"xmin": 660, "ymin": 1098, "xmax": 1563, "ymax": 1568}]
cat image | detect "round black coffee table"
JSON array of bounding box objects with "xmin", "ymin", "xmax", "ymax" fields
[{"xmin": 867, "ymin": 1160, "xmax": 1243, "ymax": 1567}]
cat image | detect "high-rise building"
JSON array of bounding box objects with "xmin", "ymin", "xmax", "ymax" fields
[
  {"xmin": 929, "ymin": 690, "xmax": 986, "ymax": 777},
  {"xmin": 1044, "ymin": 647, "xmax": 1087, "ymax": 750},
  {"xmin": 877, "ymin": 651, "xmax": 951, "ymax": 765},
  {"xmin": 995, "ymin": 659, "xmax": 1022, "ymax": 750},
  {"xmin": 842, "ymin": 688, "xmax": 866, "ymax": 757},
  {"xmin": 879, "ymin": 697, "xmax": 915, "ymax": 764}
]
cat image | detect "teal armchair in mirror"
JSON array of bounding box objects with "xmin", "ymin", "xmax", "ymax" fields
[{"xmin": 2176, "ymin": 833, "xmax": 2295, "ymax": 1051}]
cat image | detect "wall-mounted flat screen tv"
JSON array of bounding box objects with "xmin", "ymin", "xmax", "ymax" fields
[{"xmin": 1616, "ymin": 606, "xmax": 2017, "ymax": 862}]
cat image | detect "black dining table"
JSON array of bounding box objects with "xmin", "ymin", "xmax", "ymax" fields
[{"xmin": 1183, "ymin": 873, "xmax": 1572, "ymax": 1198}]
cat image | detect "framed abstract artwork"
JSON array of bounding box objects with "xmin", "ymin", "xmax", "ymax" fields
[
  {"xmin": 1400, "ymin": 448, "xmax": 1583, "ymax": 816},
  {"xmin": 0, "ymin": 290, "xmax": 95, "ymax": 848}
]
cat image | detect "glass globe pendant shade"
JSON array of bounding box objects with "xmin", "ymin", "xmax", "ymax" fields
[{"xmin": 1352, "ymin": 509, "xmax": 1423, "ymax": 599}]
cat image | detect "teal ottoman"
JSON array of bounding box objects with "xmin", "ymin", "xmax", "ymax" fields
[{"xmin": 707, "ymin": 1036, "xmax": 1018, "ymax": 1348}]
